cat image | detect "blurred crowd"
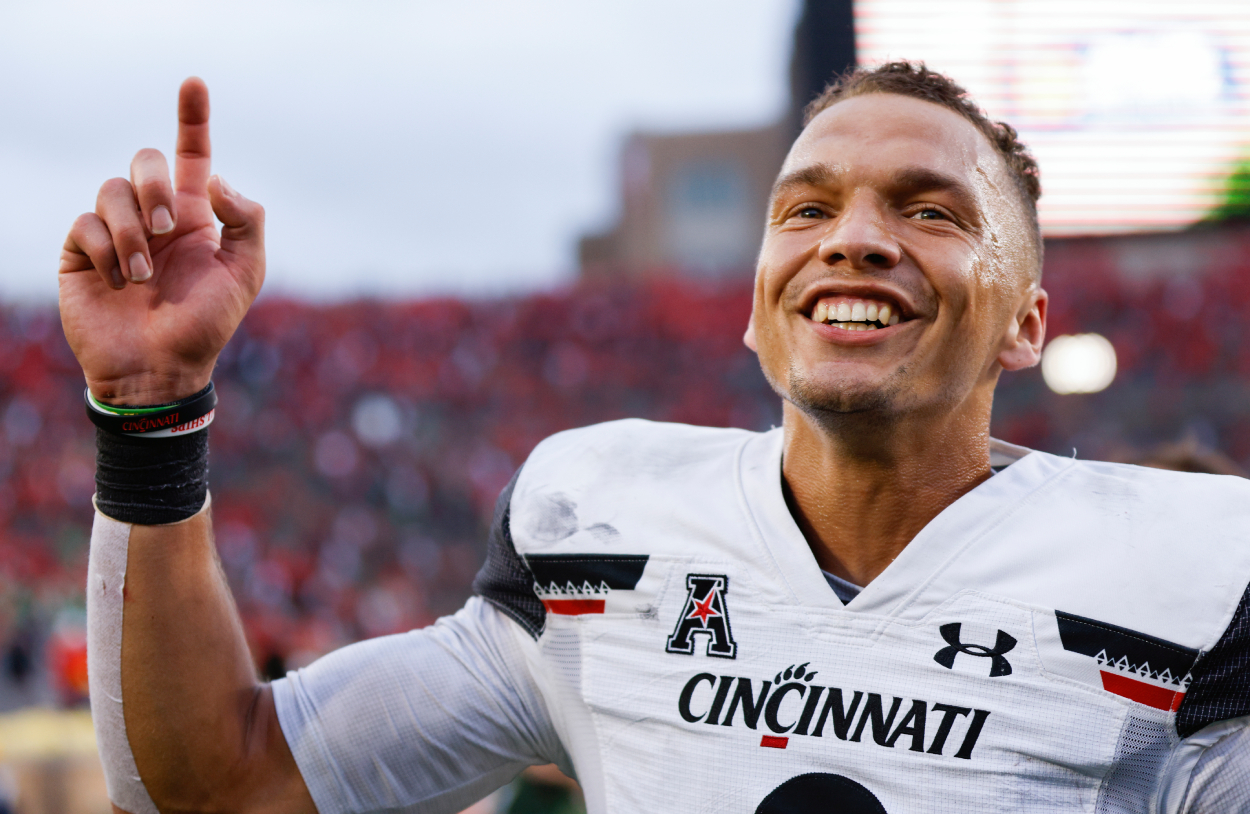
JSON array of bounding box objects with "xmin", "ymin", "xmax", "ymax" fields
[
  {"xmin": 3, "ymin": 241, "xmax": 1250, "ymax": 706},
  {"xmin": 0, "ymin": 279, "xmax": 770, "ymax": 704}
]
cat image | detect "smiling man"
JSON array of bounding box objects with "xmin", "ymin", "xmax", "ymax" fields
[
  {"xmin": 63, "ymin": 63, "xmax": 1249, "ymax": 814},
  {"xmin": 746, "ymin": 68, "xmax": 1047, "ymax": 593}
]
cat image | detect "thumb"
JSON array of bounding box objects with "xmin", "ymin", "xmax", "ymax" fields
[{"xmin": 209, "ymin": 175, "xmax": 265, "ymax": 281}]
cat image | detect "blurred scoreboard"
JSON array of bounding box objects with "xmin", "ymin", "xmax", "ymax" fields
[{"xmin": 855, "ymin": 0, "xmax": 1250, "ymax": 234}]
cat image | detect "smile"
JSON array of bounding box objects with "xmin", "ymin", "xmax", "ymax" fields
[{"xmin": 809, "ymin": 296, "xmax": 902, "ymax": 332}]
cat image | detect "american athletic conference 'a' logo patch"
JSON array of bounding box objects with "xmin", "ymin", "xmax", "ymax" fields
[{"xmin": 667, "ymin": 574, "xmax": 737, "ymax": 658}]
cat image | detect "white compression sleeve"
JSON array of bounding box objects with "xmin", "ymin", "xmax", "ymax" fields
[
  {"xmin": 85, "ymin": 497, "xmax": 209, "ymax": 814},
  {"xmin": 85, "ymin": 503, "xmax": 159, "ymax": 814},
  {"xmin": 272, "ymin": 596, "xmax": 565, "ymax": 814},
  {"xmin": 1180, "ymin": 715, "xmax": 1250, "ymax": 813}
]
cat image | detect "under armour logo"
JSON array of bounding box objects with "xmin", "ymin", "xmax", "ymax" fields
[{"xmin": 933, "ymin": 623, "xmax": 1016, "ymax": 677}]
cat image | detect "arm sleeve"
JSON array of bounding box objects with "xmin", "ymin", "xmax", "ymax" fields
[
  {"xmin": 271, "ymin": 596, "xmax": 564, "ymax": 814},
  {"xmin": 1170, "ymin": 579, "xmax": 1250, "ymax": 813},
  {"xmin": 1176, "ymin": 581, "xmax": 1250, "ymax": 738},
  {"xmin": 1180, "ymin": 716, "xmax": 1250, "ymax": 813}
]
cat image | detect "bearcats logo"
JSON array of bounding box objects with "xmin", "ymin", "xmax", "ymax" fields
[
  {"xmin": 666, "ymin": 574, "xmax": 737, "ymax": 658},
  {"xmin": 933, "ymin": 623, "xmax": 1016, "ymax": 677}
]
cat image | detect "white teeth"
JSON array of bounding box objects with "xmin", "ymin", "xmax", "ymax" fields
[{"xmin": 814, "ymin": 299, "xmax": 903, "ymax": 328}]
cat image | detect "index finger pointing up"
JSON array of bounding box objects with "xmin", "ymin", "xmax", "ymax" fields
[{"xmin": 175, "ymin": 77, "xmax": 212, "ymax": 194}]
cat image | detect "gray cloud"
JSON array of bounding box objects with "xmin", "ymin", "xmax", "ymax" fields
[{"xmin": 0, "ymin": 0, "xmax": 795, "ymax": 301}]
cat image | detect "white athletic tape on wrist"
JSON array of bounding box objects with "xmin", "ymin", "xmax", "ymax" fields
[{"xmin": 86, "ymin": 493, "xmax": 210, "ymax": 814}]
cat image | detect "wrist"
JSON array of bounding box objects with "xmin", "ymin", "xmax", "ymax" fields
[
  {"xmin": 94, "ymin": 428, "xmax": 210, "ymax": 524},
  {"xmin": 87, "ymin": 383, "xmax": 216, "ymax": 439},
  {"xmin": 88, "ymin": 377, "xmax": 214, "ymax": 523},
  {"xmin": 87, "ymin": 369, "xmax": 214, "ymax": 407}
]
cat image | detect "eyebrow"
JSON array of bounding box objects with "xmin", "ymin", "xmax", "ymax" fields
[
  {"xmin": 769, "ymin": 164, "xmax": 835, "ymax": 203},
  {"xmin": 893, "ymin": 166, "xmax": 979, "ymax": 215},
  {"xmin": 770, "ymin": 163, "xmax": 981, "ymax": 219}
]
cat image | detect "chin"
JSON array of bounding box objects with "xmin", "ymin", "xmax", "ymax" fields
[{"xmin": 783, "ymin": 367, "xmax": 902, "ymax": 418}]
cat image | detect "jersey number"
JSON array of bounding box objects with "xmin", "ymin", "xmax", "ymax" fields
[{"xmin": 755, "ymin": 773, "xmax": 886, "ymax": 814}]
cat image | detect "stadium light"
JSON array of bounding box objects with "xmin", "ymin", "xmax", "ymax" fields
[{"xmin": 1041, "ymin": 333, "xmax": 1118, "ymax": 394}]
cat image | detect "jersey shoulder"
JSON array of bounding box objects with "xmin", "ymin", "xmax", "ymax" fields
[
  {"xmin": 523, "ymin": 417, "xmax": 756, "ymax": 482},
  {"xmin": 511, "ymin": 418, "xmax": 760, "ymax": 552},
  {"xmin": 1066, "ymin": 455, "xmax": 1250, "ymax": 511},
  {"xmin": 1013, "ymin": 452, "xmax": 1250, "ymax": 574},
  {"xmin": 473, "ymin": 419, "xmax": 765, "ymax": 639},
  {"xmin": 1001, "ymin": 453, "xmax": 1250, "ymax": 737}
]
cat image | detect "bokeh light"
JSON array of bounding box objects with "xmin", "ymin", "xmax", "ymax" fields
[{"xmin": 1041, "ymin": 333, "xmax": 1118, "ymax": 394}]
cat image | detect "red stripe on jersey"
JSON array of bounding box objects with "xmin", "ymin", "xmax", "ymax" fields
[
  {"xmin": 1100, "ymin": 670, "xmax": 1183, "ymax": 711},
  {"xmin": 542, "ymin": 599, "xmax": 606, "ymax": 615},
  {"xmin": 760, "ymin": 736, "xmax": 789, "ymax": 749}
]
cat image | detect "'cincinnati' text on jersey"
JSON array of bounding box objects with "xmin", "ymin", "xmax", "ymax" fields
[{"xmin": 677, "ymin": 662, "xmax": 991, "ymax": 758}]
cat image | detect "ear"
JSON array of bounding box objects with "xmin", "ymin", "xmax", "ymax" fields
[
  {"xmin": 998, "ymin": 287, "xmax": 1047, "ymax": 372},
  {"xmin": 743, "ymin": 312, "xmax": 758, "ymax": 352}
]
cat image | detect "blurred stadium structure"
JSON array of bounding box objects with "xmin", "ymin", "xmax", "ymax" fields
[
  {"xmin": 7, "ymin": 1, "xmax": 1250, "ymax": 812},
  {"xmin": 583, "ymin": 0, "xmax": 1250, "ymax": 275}
]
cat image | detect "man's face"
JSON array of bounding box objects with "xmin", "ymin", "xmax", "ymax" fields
[{"xmin": 748, "ymin": 92, "xmax": 1044, "ymax": 421}]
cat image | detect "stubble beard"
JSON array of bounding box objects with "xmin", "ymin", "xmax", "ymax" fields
[{"xmin": 773, "ymin": 361, "xmax": 910, "ymax": 433}]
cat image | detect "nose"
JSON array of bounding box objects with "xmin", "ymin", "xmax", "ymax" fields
[{"xmin": 817, "ymin": 196, "xmax": 902, "ymax": 271}]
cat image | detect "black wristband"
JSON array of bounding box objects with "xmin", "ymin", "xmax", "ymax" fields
[
  {"xmin": 95, "ymin": 427, "xmax": 209, "ymax": 524},
  {"xmin": 85, "ymin": 382, "xmax": 216, "ymax": 438}
]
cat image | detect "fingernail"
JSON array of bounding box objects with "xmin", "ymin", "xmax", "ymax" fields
[
  {"xmin": 218, "ymin": 175, "xmax": 237, "ymax": 197},
  {"xmin": 110, "ymin": 267, "xmax": 125, "ymax": 289},
  {"xmin": 152, "ymin": 205, "xmax": 174, "ymax": 235},
  {"xmin": 128, "ymin": 252, "xmax": 152, "ymax": 282}
]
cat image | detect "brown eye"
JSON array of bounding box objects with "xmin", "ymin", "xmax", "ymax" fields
[
  {"xmin": 915, "ymin": 208, "xmax": 946, "ymax": 220},
  {"xmin": 797, "ymin": 206, "xmax": 824, "ymax": 219}
]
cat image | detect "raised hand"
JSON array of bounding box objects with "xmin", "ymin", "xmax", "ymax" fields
[{"xmin": 58, "ymin": 77, "xmax": 265, "ymax": 406}]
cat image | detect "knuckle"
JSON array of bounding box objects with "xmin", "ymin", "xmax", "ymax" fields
[
  {"xmin": 114, "ymin": 225, "xmax": 147, "ymax": 247},
  {"xmin": 71, "ymin": 212, "xmax": 101, "ymax": 233},
  {"xmin": 99, "ymin": 177, "xmax": 132, "ymax": 197},
  {"xmin": 133, "ymin": 147, "xmax": 165, "ymax": 164},
  {"xmin": 97, "ymin": 177, "xmax": 136, "ymax": 210},
  {"xmin": 136, "ymin": 177, "xmax": 170, "ymax": 201}
]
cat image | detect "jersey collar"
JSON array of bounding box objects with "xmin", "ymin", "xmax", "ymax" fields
[{"xmin": 737, "ymin": 428, "xmax": 1075, "ymax": 617}]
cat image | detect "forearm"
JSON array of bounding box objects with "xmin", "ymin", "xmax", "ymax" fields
[
  {"xmin": 89, "ymin": 503, "xmax": 311, "ymax": 814},
  {"xmin": 122, "ymin": 509, "xmax": 262, "ymax": 801}
]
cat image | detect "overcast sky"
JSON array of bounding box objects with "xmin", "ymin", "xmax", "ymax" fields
[{"xmin": 0, "ymin": 1, "xmax": 798, "ymax": 302}]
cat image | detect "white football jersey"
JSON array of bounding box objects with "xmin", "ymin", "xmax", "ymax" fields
[{"xmin": 275, "ymin": 420, "xmax": 1250, "ymax": 814}]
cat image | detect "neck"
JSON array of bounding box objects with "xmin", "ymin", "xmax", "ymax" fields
[{"xmin": 780, "ymin": 396, "xmax": 994, "ymax": 587}]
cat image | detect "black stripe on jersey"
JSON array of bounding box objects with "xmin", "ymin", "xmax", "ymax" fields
[
  {"xmin": 1177, "ymin": 580, "xmax": 1250, "ymax": 738},
  {"xmin": 1055, "ymin": 610, "xmax": 1199, "ymax": 679},
  {"xmin": 472, "ymin": 469, "xmax": 546, "ymax": 639},
  {"xmin": 525, "ymin": 554, "xmax": 649, "ymax": 591}
]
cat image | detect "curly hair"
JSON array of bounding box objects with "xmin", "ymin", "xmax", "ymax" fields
[{"xmin": 805, "ymin": 62, "xmax": 1043, "ymax": 268}]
